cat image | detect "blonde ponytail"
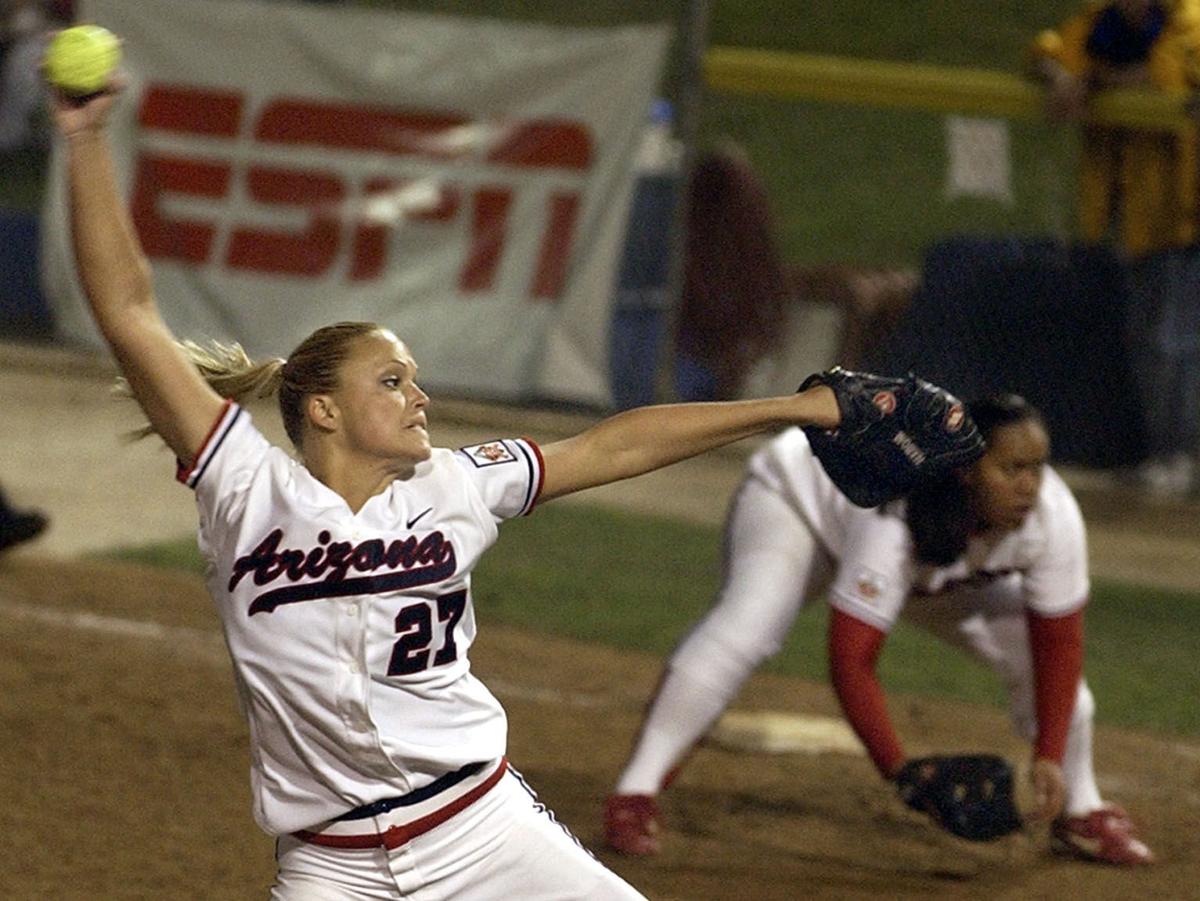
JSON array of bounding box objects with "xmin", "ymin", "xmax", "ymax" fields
[
  {"xmin": 117, "ymin": 340, "xmax": 285, "ymax": 441},
  {"xmin": 177, "ymin": 339, "xmax": 286, "ymax": 402},
  {"xmin": 118, "ymin": 322, "xmax": 383, "ymax": 448}
]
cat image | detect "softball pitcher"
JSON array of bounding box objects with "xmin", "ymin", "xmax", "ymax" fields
[
  {"xmin": 605, "ymin": 397, "xmax": 1154, "ymax": 866},
  {"xmin": 49, "ymin": 63, "xmax": 861, "ymax": 899}
]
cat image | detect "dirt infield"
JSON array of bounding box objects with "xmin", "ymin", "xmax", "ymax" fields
[{"xmin": 2, "ymin": 556, "xmax": 1197, "ymax": 901}]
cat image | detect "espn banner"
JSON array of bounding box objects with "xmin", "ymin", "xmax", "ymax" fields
[{"xmin": 42, "ymin": 0, "xmax": 669, "ymax": 406}]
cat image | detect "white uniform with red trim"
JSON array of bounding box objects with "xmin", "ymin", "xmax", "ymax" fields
[
  {"xmin": 616, "ymin": 427, "xmax": 1104, "ymax": 818},
  {"xmin": 183, "ymin": 402, "xmax": 643, "ymax": 900}
]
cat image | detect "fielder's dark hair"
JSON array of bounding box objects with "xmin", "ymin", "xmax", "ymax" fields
[{"xmin": 904, "ymin": 394, "xmax": 1044, "ymax": 565}]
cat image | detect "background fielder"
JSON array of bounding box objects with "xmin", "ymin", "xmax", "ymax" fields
[{"xmin": 604, "ymin": 397, "xmax": 1154, "ymax": 866}]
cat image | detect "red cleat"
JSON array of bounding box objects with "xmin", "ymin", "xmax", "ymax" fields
[
  {"xmin": 604, "ymin": 794, "xmax": 661, "ymax": 856},
  {"xmin": 1051, "ymin": 804, "xmax": 1155, "ymax": 866}
]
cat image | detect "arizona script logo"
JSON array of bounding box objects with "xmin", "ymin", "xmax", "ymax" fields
[{"xmin": 231, "ymin": 528, "xmax": 457, "ymax": 615}]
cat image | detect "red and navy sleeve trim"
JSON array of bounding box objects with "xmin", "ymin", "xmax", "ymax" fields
[
  {"xmin": 514, "ymin": 438, "xmax": 545, "ymax": 516},
  {"xmin": 176, "ymin": 400, "xmax": 243, "ymax": 489}
]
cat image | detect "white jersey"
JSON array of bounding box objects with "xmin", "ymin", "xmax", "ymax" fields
[
  {"xmin": 747, "ymin": 427, "xmax": 1090, "ymax": 632},
  {"xmin": 178, "ymin": 402, "xmax": 544, "ymax": 836}
]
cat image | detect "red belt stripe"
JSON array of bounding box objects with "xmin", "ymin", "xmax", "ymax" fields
[{"xmin": 294, "ymin": 758, "xmax": 508, "ymax": 851}]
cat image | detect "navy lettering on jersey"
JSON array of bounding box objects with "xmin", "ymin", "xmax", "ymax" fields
[
  {"xmin": 386, "ymin": 589, "xmax": 469, "ymax": 676},
  {"xmin": 233, "ymin": 528, "xmax": 458, "ymax": 615}
]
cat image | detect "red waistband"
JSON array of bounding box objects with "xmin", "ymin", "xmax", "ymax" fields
[{"xmin": 294, "ymin": 758, "xmax": 508, "ymax": 851}]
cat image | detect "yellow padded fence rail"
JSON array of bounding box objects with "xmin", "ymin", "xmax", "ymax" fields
[{"xmin": 703, "ymin": 46, "xmax": 1195, "ymax": 133}]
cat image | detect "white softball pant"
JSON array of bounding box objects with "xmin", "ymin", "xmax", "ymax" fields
[
  {"xmin": 668, "ymin": 474, "xmax": 832, "ymax": 698},
  {"xmin": 665, "ymin": 474, "xmax": 1103, "ymax": 815},
  {"xmin": 613, "ymin": 475, "xmax": 833, "ymax": 794},
  {"xmin": 271, "ymin": 769, "xmax": 644, "ymax": 900}
]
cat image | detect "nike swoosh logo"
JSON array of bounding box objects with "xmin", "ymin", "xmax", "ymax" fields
[{"xmin": 406, "ymin": 508, "xmax": 433, "ymax": 529}]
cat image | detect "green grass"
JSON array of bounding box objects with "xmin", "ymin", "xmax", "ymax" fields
[
  {"xmin": 106, "ymin": 500, "xmax": 1199, "ymax": 738},
  {"xmin": 362, "ymin": 1, "xmax": 1081, "ymax": 68}
]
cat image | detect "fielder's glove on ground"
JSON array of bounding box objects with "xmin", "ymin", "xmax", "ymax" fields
[
  {"xmin": 895, "ymin": 754, "xmax": 1024, "ymax": 842},
  {"xmin": 798, "ymin": 368, "xmax": 985, "ymax": 507}
]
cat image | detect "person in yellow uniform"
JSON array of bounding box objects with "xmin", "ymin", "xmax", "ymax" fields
[{"xmin": 1030, "ymin": 0, "xmax": 1200, "ymax": 498}]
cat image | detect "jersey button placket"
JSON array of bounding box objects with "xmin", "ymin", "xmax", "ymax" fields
[{"xmin": 336, "ymin": 595, "xmax": 370, "ymax": 738}]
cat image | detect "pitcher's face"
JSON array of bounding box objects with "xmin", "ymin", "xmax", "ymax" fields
[{"xmin": 330, "ymin": 330, "xmax": 431, "ymax": 465}]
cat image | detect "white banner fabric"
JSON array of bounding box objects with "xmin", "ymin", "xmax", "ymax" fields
[{"xmin": 42, "ymin": 0, "xmax": 669, "ymax": 407}]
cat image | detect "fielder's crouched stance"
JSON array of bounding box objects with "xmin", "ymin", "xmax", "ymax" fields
[
  {"xmin": 605, "ymin": 400, "xmax": 1154, "ymax": 866},
  {"xmin": 43, "ymin": 45, "xmax": 978, "ymax": 898}
]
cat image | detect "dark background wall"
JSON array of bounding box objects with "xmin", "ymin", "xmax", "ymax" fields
[{"xmin": 865, "ymin": 237, "xmax": 1147, "ymax": 468}]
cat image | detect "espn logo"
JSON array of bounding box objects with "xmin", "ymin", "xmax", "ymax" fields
[{"xmin": 130, "ymin": 85, "xmax": 592, "ymax": 299}]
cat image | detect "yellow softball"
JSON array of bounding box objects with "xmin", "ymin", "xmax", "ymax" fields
[{"xmin": 45, "ymin": 25, "xmax": 121, "ymax": 96}]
